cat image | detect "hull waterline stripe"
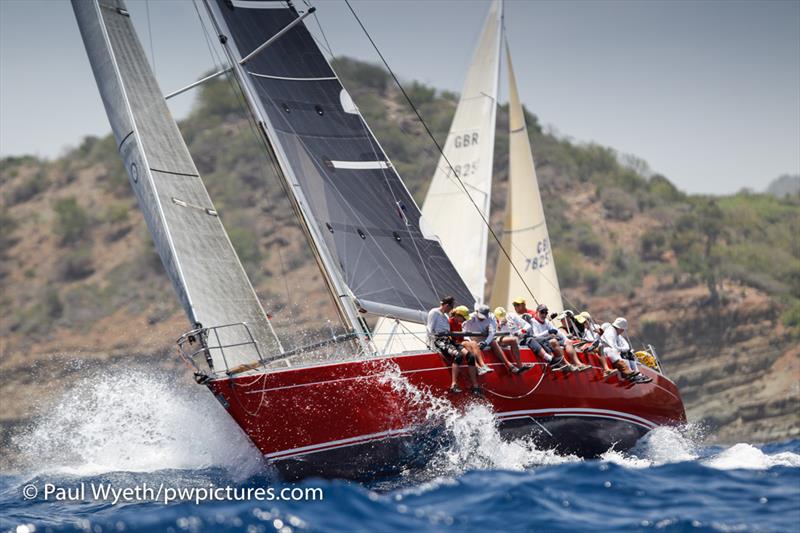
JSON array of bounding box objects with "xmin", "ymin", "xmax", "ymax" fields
[
  {"xmin": 264, "ymin": 409, "xmax": 658, "ymax": 461},
  {"xmin": 265, "ymin": 427, "xmax": 412, "ymax": 459},
  {"xmin": 496, "ymin": 407, "xmax": 658, "ymax": 429}
]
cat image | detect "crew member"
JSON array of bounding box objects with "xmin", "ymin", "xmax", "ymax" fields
[
  {"xmin": 451, "ymin": 305, "xmax": 493, "ymax": 375},
  {"xmin": 529, "ymin": 304, "xmax": 589, "ymax": 371},
  {"xmin": 427, "ymin": 296, "xmax": 480, "ymax": 393},
  {"xmin": 601, "ymin": 317, "xmax": 651, "ymax": 383},
  {"xmin": 463, "ymin": 304, "xmax": 528, "ymax": 374}
]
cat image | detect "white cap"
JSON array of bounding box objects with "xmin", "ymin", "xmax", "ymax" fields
[{"xmin": 612, "ymin": 317, "xmax": 628, "ymax": 330}]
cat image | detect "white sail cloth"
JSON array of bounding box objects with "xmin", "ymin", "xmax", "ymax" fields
[{"xmin": 490, "ymin": 45, "xmax": 564, "ymax": 313}]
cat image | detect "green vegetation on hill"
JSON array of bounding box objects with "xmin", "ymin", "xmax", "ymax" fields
[{"xmin": 0, "ymin": 56, "xmax": 798, "ymax": 341}]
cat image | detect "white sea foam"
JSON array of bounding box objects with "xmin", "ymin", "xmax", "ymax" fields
[
  {"xmin": 15, "ymin": 367, "xmax": 263, "ymax": 479},
  {"xmin": 601, "ymin": 425, "xmax": 800, "ymax": 471},
  {"xmin": 702, "ymin": 443, "xmax": 800, "ymax": 470},
  {"xmin": 378, "ymin": 363, "xmax": 578, "ymax": 478}
]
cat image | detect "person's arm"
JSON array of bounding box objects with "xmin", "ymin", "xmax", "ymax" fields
[{"xmin": 484, "ymin": 319, "xmax": 495, "ymax": 345}]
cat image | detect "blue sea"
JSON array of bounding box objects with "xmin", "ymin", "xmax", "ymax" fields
[{"xmin": 2, "ymin": 370, "xmax": 798, "ymax": 532}]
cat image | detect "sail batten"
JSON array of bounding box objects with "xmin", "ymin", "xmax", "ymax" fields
[{"xmin": 73, "ymin": 0, "xmax": 279, "ymax": 370}]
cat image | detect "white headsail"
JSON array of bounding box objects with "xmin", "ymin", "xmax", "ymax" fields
[
  {"xmin": 490, "ymin": 44, "xmax": 563, "ymax": 312},
  {"xmin": 373, "ymin": 0, "xmax": 502, "ymax": 353}
]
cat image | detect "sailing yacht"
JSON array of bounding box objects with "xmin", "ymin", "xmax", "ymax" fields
[{"xmin": 72, "ymin": 0, "xmax": 685, "ymax": 480}]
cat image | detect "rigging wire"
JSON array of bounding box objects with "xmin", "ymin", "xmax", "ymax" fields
[{"xmin": 343, "ymin": 0, "xmax": 540, "ymax": 306}]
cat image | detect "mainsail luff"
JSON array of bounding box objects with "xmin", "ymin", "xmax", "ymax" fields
[
  {"xmin": 204, "ymin": 0, "xmax": 474, "ymax": 329},
  {"xmin": 72, "ymin": 0, "xmax": 279, "ymax": 370},
  {"xmin": 490, "ymin": 44, "xmax": 564, "ymax": 312}
]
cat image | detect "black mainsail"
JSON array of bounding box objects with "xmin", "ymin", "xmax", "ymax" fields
[
  {"xmin": 72, "ymin": 0, "xmax": 278, "ymax": 370},
  {"xmin": 204, "ymin": 0, "xmax": 474, "ymax": 327}
]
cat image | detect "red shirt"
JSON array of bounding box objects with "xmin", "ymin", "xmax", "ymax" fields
[{"xmin": 448, "ymin": 317, "xmax": 462, "ymax": 332}]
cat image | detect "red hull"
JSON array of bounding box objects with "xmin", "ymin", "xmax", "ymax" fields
[{"xmin": 207, "ymin": 348, "xmax": 685, "ymax": 479}]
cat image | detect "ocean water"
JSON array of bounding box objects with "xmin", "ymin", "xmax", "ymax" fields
[{"xmin": 2, "ymin": 370, "xmax": 798, "ymax": 533}]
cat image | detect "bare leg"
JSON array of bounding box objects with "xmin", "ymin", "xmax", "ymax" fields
[
  {"xmin": 498, "ymin": 337, "xmax": 521, "ymax": 365},
  {"xmin": 451, "ymin": 362, "xmax": 459, "ymax": 388},
  {"xmin": 564, "ymin": 341, "xmax": 583, "ymax": 367},
  {"xmin": 490, "ymin": 340, "xmax": 516, "ymax": 370}
]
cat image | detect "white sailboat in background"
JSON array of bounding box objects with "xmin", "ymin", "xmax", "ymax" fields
[{"xmin": 376, "ymin": 0, "xmax": 561, "ymax": 355}]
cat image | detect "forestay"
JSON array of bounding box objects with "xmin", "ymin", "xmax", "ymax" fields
[
  {"xmin": 490, "ymin": 45, "xmax": 563, "ymax": 312},
  {"xmin": 207, "ymin": 0, "xmax": 473, "ymax": 325},
  {"xmin": 72, "ymin": 0, "xmax": 278, "ymax": 370}
]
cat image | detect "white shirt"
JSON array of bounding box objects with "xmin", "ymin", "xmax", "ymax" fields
[
  {"xmin": 462, "ymin": 313, "xmax": 496, "ymax": 344},
  {"xmin": 529, "ymin": 316, "xmax": 567, "ymax": 341},
  {"xmin": 426, "ymin": 307, "xmax": 450, "ymax": 338},
  {"xmin": 601, "ymin": 326, "xmax": 630, "ymax": 359},
  {"xmin": 498, "ymin": 313, "xmax": 530, "ymax": 337}
]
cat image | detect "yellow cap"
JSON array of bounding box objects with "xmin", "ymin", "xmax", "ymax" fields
[
  {"xmin": 575, "ymin": 311, "xmax": 591, "ymax": 324},
  {"xmin": 452, "ymin": 305, "xmax": 470, "ymax": 319},
  {"xmin": 494, "ymin": 307, "xmax": 507, "ymax": 319},
  {"xmin": 512, "ymin": 297, "xmax": 526, "ymax": 305}
]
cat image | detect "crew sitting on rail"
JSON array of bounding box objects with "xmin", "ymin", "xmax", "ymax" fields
[
  {"xmin": 427, "ymin": 296, "xmax": 480, "ymax": 394},
  {"xmin": 492, "ymin": 307, "xmax": 533, "ymax": 372},
  {"xmin": 463, "ymin": 304, "xmax": 528, "ymax": 375},
  {"xmin": 528, "ymin": 304, "xmax": 590, "ymax": 371},
  {"xmin": 450, "ymin": 305, "xmax": 493, "ymax": 376},
  {"xmin": 600, "ymin": 317, "xmax": 651, "ymax": 383}
]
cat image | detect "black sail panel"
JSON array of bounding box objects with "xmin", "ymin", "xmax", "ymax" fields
[{"xmin": 214, "ymin": 0, "xmax": 474, "ymax": 316}]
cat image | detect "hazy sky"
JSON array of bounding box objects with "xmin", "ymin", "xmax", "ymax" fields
[{"xmin": 1, "ymin": 0, "xmax": 798, "ymax": 195}]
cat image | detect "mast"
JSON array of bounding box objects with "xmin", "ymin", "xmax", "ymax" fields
[
  {"xmin": 490, "ymin": 43, "xmax": 564, "ymax": 312},
  {"xmin": 201, "ymin": 0, "xmax": 372, "ymax": 351}
]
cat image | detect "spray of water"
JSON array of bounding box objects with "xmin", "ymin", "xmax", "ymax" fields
[
  {"xmin": 702, "ymin": 443, "xmax": 800, "ymax": 470},
  {"xmin": 377, "ymin": 362, "xmax": 578, "ymax": 478},
  {"xmin": 14, "ymin": 366, "xmax": 263, "ymax": 479}
]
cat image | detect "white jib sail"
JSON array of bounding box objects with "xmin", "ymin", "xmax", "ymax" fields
[
  {"xmin": 490, "ymin": 44, "xmax": 564, "ymax": 313},
  {"xmin": 373, "ymin": 0, "xmax": 502, "ymax": 354}
]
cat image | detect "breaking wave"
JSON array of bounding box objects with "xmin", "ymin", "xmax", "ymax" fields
[{"xmin": 13, "ymin": 367, "xmax": 263, "ymax": 479}]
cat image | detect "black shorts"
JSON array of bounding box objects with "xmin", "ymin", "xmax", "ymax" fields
[
  {"xmin": 522, "ymin": 336, "xmax": 544, "ymax": 353},
  {"xmin": 434, "ymin": 338, "xmax": 475, "ymax": 366}
]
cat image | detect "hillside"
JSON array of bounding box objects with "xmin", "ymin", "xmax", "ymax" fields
[{"xmin": 1, "ymin": 57, "xmax": 798, "ymax": 461}]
